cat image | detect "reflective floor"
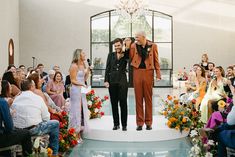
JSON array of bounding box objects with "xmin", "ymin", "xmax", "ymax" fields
[
  {"xmin": 67, "ymin": 88, "xmax": 191, "ymax": 157},
  {"xmin": 68, "ymin": 138, "xmax": 191, "ymax": 157}
]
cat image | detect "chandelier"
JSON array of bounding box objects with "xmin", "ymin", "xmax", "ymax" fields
[{"xmin": 115, "ymin": 0, "xmax": 148, "ymax": 23}]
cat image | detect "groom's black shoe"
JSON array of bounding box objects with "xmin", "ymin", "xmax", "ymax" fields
[
  {"xmin": 122, "ymin": 126, "xmax": 127, "ymax": 131},
  {"xmin": 146, "ymin": 125, "xmax": 152, "ymax": 130},
  {"xmin": 136, "ymin": 126, "xmax": 143, "ymax": 131},
  {"xmin": 113, "ymin": 126, "xmax": 120, "ymax": 130}
]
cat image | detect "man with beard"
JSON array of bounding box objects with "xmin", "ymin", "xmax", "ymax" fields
[{"xmin": 104, "ymin": 38, "xmax": 131, "ymax": 131}]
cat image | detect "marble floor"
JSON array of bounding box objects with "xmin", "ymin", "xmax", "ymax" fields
[{"xmin": 68, "ymin": 87, "xmax": 192, "ymax": 157}]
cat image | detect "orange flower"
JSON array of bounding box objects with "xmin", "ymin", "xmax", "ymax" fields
[
  {"xmin": 184, "ymin": 128, "xmax": 189, "ymax": 131},
  {"xmin": 182, "ymin": 117, "xmax": 187, "ymax": 123},
  {"xmin": 167, "ymin": 121, "xmax": 172, "ymax": 127},
  {"xmin": 47, "ymin": 148, "xmax": 53, "ymax": 155},
  {"xmin": 174, "ymin": 104, "xmax": 179, "ymax": 109},
  {"xmin": 169, "ymin": 117, "xmax": 177, "ymax": 122},
  {"xmin": 173, "ymin": 99, "xmax": 179, "ymax": 104},
  {"xmin": 163, "ymin": 111, "xmax": 168, "ymax": 116},
  {"xmin": 180, "ymin": 111, "xmax": 184, "ymax": 115},
  {"xmin": 175, "ymin": 125, "xmax": 180, "ymax": 130},
  {"xmin": 167, "ymin": 95, "xmax": 173, "ymax": 101}
]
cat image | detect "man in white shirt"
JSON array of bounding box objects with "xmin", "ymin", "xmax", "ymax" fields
[{"xmin": 12, "ymin": 79, "xmax": 60, "ymax": 157}]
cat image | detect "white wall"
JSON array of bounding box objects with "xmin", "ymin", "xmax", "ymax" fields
[
  {"xmin": 173, "ymin": 21, "xmax": 235, "ymax": 72},
  {"xmin": 19, "ymin": 0, "xmax": 105, "ymax": 74},
  {"xmin": 0, "ymin": 0, "xmax": 19, "ymax": 75},
  {"xmin": 19, "ymin": 0, "xmax": 235, "ymax": 75}
]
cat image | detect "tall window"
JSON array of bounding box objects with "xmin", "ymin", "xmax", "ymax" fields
[{"xmin": 91, "ymin": 10, "xmax": 173, "ymax": 87}]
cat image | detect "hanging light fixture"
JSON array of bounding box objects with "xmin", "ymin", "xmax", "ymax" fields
[{"xmin": 115, "ymin": 0, "xmax": 149, "ymax": 23}]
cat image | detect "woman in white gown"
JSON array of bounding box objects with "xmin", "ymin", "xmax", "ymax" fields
[{"xmin": 200, "ymin": 66, "xmax": 229, "ymax": 123}]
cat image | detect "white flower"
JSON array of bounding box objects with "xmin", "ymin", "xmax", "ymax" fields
[
  {"xmin": 95, "ymin": 108, "xmax": 99, "ymax": 113},
  {"xmin": 205, "ymin": 152, "xmax": 213, "ymax": 157},
  {"xmin": 207, "ymin": 140, "xmax": 214, "ymax": 146},
  {"xmin": 87, "ymin": 101, "xmax": 92, "ymax": 105},
  {"xmin": 190, "ymin": 130, "xmax": 198, "ymax": 138}
]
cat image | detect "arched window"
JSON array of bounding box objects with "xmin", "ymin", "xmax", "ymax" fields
[
  {"xmin": 90, "ymin": 10, "xmax": 173, "ymax": 87},
  {"xmin": 8, "ymin": 38, "xmax": 14, "ymax": 65}
]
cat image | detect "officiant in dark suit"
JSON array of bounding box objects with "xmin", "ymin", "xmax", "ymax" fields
[{"xmin": 104, "ymin": 38, "xmax": 132, "ymax": 131}]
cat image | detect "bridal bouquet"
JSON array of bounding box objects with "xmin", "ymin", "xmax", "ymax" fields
[{"xmin": 86, "ymin": 89, "xmax": 108, "ymax": 119}]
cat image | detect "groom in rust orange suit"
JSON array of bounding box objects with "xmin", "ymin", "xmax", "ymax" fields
[{"xmin": 130, "ymin": 31, "xmax": 161, "ymax": 131}]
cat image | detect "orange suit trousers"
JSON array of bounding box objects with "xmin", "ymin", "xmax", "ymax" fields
[{"xmin": 133, "ymin": 68, "xmax": 154, "ymax": 126}]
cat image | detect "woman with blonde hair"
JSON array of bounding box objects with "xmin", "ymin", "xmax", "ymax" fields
[
  {"xmin": 200, "ymin": 53, "xmax": 209, "ymax": 70},
  {"xmin": 69, "ymin": 49, "xmax": 90, "ymax": 142},
  {"xmin": 200, "ymin": 66, "xmax": 231, "ymax": 123}
]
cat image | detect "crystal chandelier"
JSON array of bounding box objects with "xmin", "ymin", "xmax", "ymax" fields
[{"xmin": 115, "ymin": 0, "xmax": 148, "ymax": 23}]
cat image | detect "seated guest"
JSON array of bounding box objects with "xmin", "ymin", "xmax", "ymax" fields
[
  {"xmin": 225, "ymin": 66, "xmax": 235, "ymax": 97},
  {"xmin": 215, "ymin": 103, "xmax": 235, "ymax": 157},
  {"xmin": 27, "ymin": 73, "xmax": 62, "ymax": 121},
  {"xmin": 2, "ymin": 71, "xmax": 21, "ymax": 97},
  {"xmin": 46, "ymin": 71, "xmax": 65, "ymax": 108},
  {"xmin": 0, "ymin": 81, "xmax": 32, "ymax": 157},
  {"xmin": 206, "ymin": 100, "xmax": 228, "ymax": 129},
  {"xmin": 37, "ymin": 63, "xmax": 48, "ymax": 78},
  {"xmin": 194, "ymin": 66, "xmax": 207, "ymax": 110},
  {"xmin": 192, "ymin": 64, "xmax": 200, "ymax": 73},
  {"xmin": 53, "ymin": 65, "xmax": 66, "ymax": 83},
  {"xmin": 206, "ymin": 62, "xmax": 215, "ymax": 83},
  {"xmin": 7, "ymin": 64, "xmax": 17, "ymax": 77},
  {"xmin": 15, "ymin": 68, "xmax": 26, "ymax": 88},
  {"xmin": 200, "ymin": 66, "xmax": 229, "ymax": 123},
  {"xmin": 42, "ymin": 70, "xmax": 55, "ymax": 92},
  {"xmin": 226, "ymin": 66, "xmax": 235, "ymax": 80},
  {"xmin": 180, "ymin": 70, "xmax": 197, "ymax": 104},
  {"xmin": 12, "ymin": 79, "xmax": 60, "ymax": 157}
]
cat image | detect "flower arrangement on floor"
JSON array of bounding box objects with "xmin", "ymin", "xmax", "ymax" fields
[
  {"xmin": 161, "ymin": 95, "xmax": 203, "ymax": 132},
  {"xmin": 59, "ymin": 111, "xmax": 78, "ymax": 152},
  {"xmin": 188, "ymin": 129, "xmax": 217, "ymax": 157},
  {"xmin": 86, "ymin": 89, "xmax": 109, "ymax": 119},
  {"xmin": 161, "ymin": 95, "xmax": 217, "ymax": 156}
]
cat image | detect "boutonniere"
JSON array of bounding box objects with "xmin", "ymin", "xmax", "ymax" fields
[
  {"xmin": 146, "ymin": 45, "xmax": 152, "ymax": 56},
  {"xmin": 147, "ymin": 47, "xmax": 151, "ymax": 52}
]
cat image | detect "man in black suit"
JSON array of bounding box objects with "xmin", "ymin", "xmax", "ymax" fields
[{"xmin": 104, "ymin": 38, "xmax": 131, "ymax": 131}]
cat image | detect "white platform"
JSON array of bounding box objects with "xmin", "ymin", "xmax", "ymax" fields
[{"xmin": 83, "ymin": 115, "xmax": 189, "ymax": 142}]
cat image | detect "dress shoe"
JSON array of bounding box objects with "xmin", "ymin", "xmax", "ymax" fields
[
  {"xmin": 113, "ymin": 126, "xmax": 120, "ymax": 130},
  {"xmin": 122, "ymin": 126, "xmax": 127, "ymax": 131},
  {"xmin": 146, "ymin": 125, "xmax": 152, "ymax": 130},
  {"xmin": 136, "ymin": 126, "xmax": 143, "ymax": 131}
]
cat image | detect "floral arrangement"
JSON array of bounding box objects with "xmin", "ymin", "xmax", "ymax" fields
[
  {"xmin": 59, "ymin": 111, "xmax": 78, "ymax": 152},
  {"xmin": 177, "ymin": 69, "xmax": 188, "ymax": 81},
  {"xmin": 161, "ymin": 95, "xmax": 203, "ymax": 132},
  {"xmin": 189, "ymin": 129, "xmax": 217, "ymax": 157},
  {"xmin": 86, "ymin": 89, "xmax": 108, "ymax": 119}
]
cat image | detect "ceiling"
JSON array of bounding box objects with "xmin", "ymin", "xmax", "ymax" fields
[{"xmin": 65, "ymin": 0, "xmax": 235, "ymax": 32}]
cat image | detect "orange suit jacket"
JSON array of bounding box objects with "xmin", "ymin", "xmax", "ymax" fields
[{"xmin": 129, "ymin": 41, "xmax": 161, "ymax": 79}]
